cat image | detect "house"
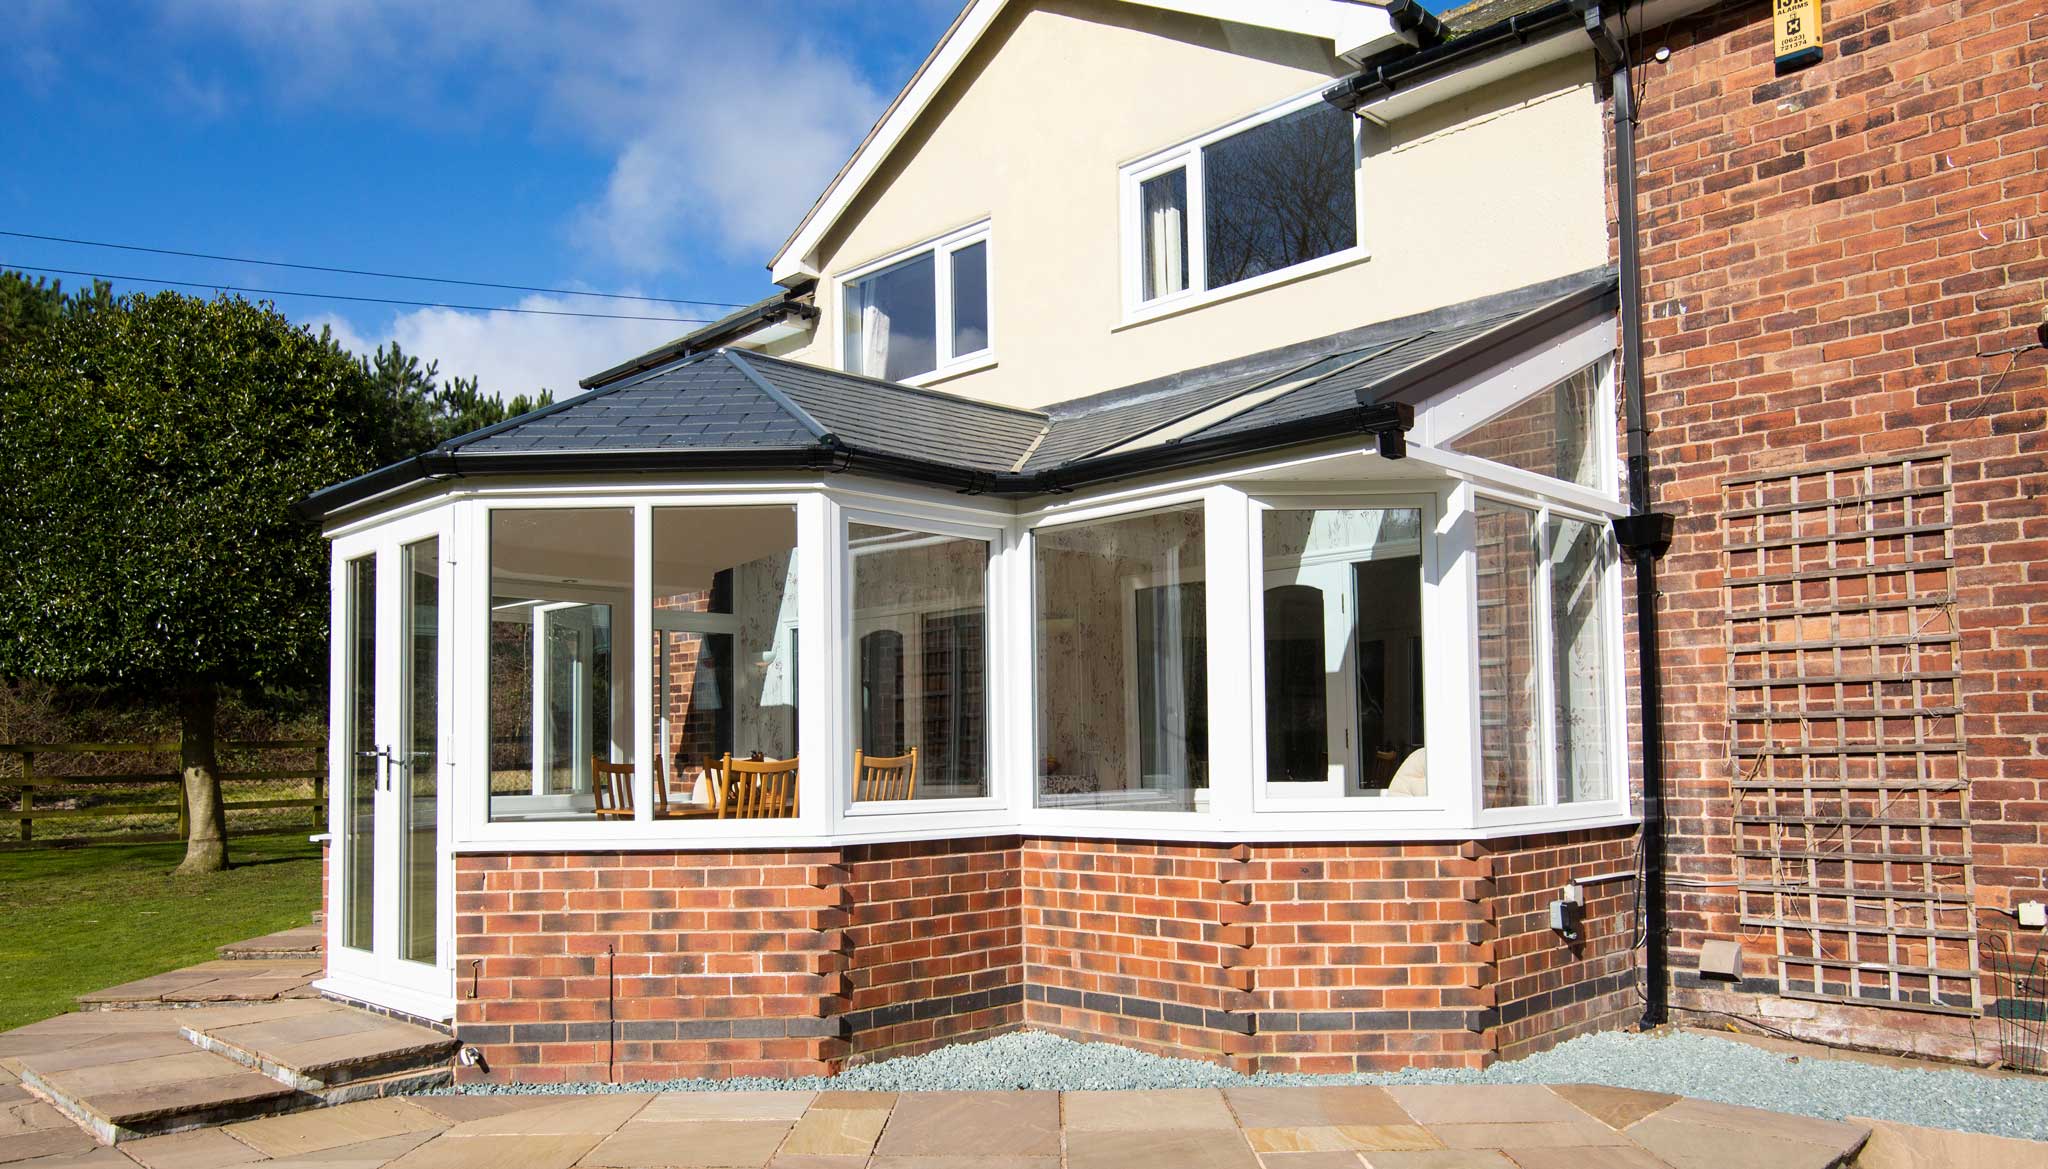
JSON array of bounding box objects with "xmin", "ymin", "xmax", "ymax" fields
[{"xmin": 300, "ymin": 0, "xmax": 2048, "ymax": 1082}]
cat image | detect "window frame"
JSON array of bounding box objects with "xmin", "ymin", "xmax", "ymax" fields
[
  {"xmin": 1118, "ymin": 87, "xmax": 1368, "ymax": 326},
  {"xmin": 1467, "ymin": 485, "xmax": 1631, "ymax": 829},
  {"xmin": 836, "ymin": 220, "xmax": 995, "ymax": 386},
  {"xmin": 839, "ymin": 504, "xmax": 1007, "ymax": 818},
  {"xmin": 1246, "ymin": 491, "xmax": 1451, "ymax": 814}
]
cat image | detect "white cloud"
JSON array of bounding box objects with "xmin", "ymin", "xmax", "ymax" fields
[
  {"xmin": 164, "ymin": 0, "xmax": 897, "ymax": 272},
  {"xmin": 310, "ymin": 297, "xmax": 685, "ymax": 403}
]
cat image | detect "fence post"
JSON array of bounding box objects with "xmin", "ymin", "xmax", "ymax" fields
[{"xmin": 18, "ymin": 751, "xmax": 31, "ymax": 844}]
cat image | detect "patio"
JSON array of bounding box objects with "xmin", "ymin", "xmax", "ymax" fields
[{"xmin": 5, "ymin": 1077, "xmax": 1896, "ymax": 1169}]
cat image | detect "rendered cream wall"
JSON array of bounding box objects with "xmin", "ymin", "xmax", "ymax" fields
[{"xmin": 776, "ymin": 0, "xmax": 1609, "ymax": 410}]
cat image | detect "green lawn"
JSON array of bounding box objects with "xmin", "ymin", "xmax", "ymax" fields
[{"xmin": 0, "ymin": 833, "xmax": 322, "ymax": 1032}]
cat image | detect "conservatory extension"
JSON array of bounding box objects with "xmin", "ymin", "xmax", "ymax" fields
[{"xmin": 303, "ymin": 271, "xmax": 1643, "ymax": 1079}]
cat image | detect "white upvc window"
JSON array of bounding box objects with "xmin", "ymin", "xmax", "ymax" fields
[
  {"xmin": 1467, "ymin": 488, "xmax": 1627, "ymax": 825},
  {"xmin": 838, "ymin": 221, "xmax": 993, "ymax": 384},
  {"xmin": 1120, "ymin": 88, "xmax": 1365, "ymax": 322}
]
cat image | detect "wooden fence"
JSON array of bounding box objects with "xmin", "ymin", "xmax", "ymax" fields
[{"xmin": 0, "ymin": 739, "xmax": 325, "ymax": 847}]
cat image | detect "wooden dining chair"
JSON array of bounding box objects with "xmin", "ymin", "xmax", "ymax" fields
[
  {"xmin": 592, "ymin": 758, "xmax": 668, "ymax": 818},
  {"xmin": 852, "ymin": 747, "xmax": 918, "ymax": 802},
  {"xmin": 716, "ymin": 753, "xmax": 799, "ymax": 818},
  {"xmin": 591, "ymin": 759, "xmax": 635, "ymax": 818}
]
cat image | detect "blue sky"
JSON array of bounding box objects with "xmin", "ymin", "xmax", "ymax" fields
[{"xmin": 5, "ymin": 1, "xmax": 1446, "ymax": 399}]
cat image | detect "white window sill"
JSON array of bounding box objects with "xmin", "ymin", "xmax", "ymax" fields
[
  {"xmin": 446, "ymin": 806, "xmax": 1640, "ymax": 853},
  {"xmin": 1115, "ymin": 247, "xmax": 1371, "ymax": 333}
]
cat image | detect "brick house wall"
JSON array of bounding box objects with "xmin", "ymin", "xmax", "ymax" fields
[
  {"xmin": 450, "ymin": 830, "xmax": 1635, "ymax": 1083},
  {"xmin": 1622, "ymin": 0, "xmax": 2047, "ymax": 1057}
]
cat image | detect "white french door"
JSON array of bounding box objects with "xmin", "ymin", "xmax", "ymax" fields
[{"xmin": 326, "ymin": 510, "xmax": 453, "ymax": 1014}]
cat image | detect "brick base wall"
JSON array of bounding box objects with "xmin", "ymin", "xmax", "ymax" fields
[{"xmin": 450, "ymin": 828, "xmax": 1638, "ymax": 1083}]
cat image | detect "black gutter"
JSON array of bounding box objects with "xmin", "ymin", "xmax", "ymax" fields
[
  {"xmin": 1380, "ymin": 0, "xmax": 1450, "ymax": 49},
  {"xmin": 1323, "ymin": 0, "xmax": 1579, "ymax": 113},
  {"xmin": 1583, "ymin": 0, "xmax": 1676, "ymax": 1030}
]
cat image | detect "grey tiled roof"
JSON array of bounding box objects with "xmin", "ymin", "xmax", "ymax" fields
[
  {"xmin": 738, "ymin": 352, "xmax": 1047, "ymax": 474},
  {"xmin": 306, "ymin": 267, "xmax": 1617, "ymax": 517}
]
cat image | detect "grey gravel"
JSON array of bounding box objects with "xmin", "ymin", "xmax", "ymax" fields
[{"xmin": 436, "ymin": 1028, "xmax": 2048, "ymax": 1142}]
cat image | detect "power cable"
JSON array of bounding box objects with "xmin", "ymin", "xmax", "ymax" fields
[
  {"xmin": 0, "ymin": 229, "xmax": 751, "ymax": 309},
  {"xmin": 0, "ymin": 262, "xmax": 716, "ymax": 324}
]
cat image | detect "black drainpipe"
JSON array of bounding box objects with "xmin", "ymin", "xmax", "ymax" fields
[{"xmin": 1585, "ymin": 0, "xmax": 1675, "ymax": 1028}]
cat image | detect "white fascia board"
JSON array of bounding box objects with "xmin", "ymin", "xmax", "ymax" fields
[
  {"xmin": 1349, "ymin": 28, "xmax": 1588, "ymax": 125},
  {"xmin": 768, "ymin": 0, "xmax": 1401, "ymax": 285}
]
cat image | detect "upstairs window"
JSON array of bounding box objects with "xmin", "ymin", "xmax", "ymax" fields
[
  {"xmin": 840, "ymin": 222, "xmax": 991, "ymax": 383},
  {"xmin": 1124, "ymin": 93, "xmax": 1359, "ymax": 314}
]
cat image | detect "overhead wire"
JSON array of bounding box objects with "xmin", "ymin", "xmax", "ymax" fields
[
  {"xmin": 0, "ymin": 262, "xmax": 717, "ymax": 324},
  {"xmin": 0, "ymin": 229, "xmax": 751, "ymax": 309}
]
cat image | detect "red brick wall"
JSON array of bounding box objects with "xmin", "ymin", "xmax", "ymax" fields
[
  {"xmin": 1624, "ymin": 0, "xmax": 2048, "ymax": 1057},
  {"xmin": 841, "ymin": 836, "xmax": 1023, "ymax": 1062},
  {"xmin": 452, "ymin": 848, "xmax": 847, "ymax": 1083},
  {"xmin": 1021, "ymin": 831, "xmax": 1637, "ymax": 1073},
  {"xmin": 450, "ymin": 830, "xmax": 1636, "ymax": 1081}
]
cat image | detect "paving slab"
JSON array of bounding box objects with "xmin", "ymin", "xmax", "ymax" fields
[
  {"xmin": 401, "ymin": 1096, "xmax": 559, "ymax": 1125},
  {"xmin": 0, "ymin": 1125, "xmax": 98, "ymax": 1164},
  {"xmin": 1626, "ymin": 1112, "xmax": 1864, "ymax": 1169},
  {"xmin": 863, "ymin": 1159, "xmax": 1059, "ymax": 1169},
  {"xmin": 1065, "ymin": 1088, "xmax": 1236, "ymax": 1131},
  {"xmin": 776, "ymin": 1106, "xmax": 889, "ymax": 1156},
  {"xmin": 1853, "ymin": 1118, "xmax": 2048, "ymax": 1168},
  {"xmin": 383, "ymin": 1132, "xmax": 599, "ymax": 1169},
  {"xmin": 185, "ymin": 1010, "xmax": 453, "ymax": 1089},
  {"xmin": 805, "ymin": 1091, "xmax": 894, "ymax": 1111},
  {"xmin": 638, "ymin": 1093, "xmax": 813, "ymax": 1123},
  {"xmin": 1546, "ymin": 1085, "xmax": 1679, "ymax": 1131},
  {"xmin": 765, "ymin": 1156, "xmax": 867, "ymax": 1169},
  {"xmin": 581, "ymin": 1120, "xmax": 793, "ymax": 1167},
  {"xmin": 1226, "ymin": 1087, "xmax": 1413, "ymax": 1130},
  {"xmin": 227, "ymin": 1099, "xmax": 445, "ymax": 1157},
  {"xmin": 1382, "ymin": 1086, "xmax": 1585, "ymax": 1127},
  {"xmin": 1496, "ymin": 1146, "xmax": 1672, "ymax": 1168},
  {"xmin": 1067, "ymin": 1127, "xmax": 1261, "ymax": 1169},
  {"xmin": 1427, "ymin": 1121, "xmax": 1630, "ymax": 1150},
  {"xmin": 1357, "ymin": 1153, "xmax": 1515, "ymax": 1168},
  {"xmin": 1245, "ymin": 1125, "xmax": 1440, "ymax": 1154},
  {"xmin": 0, "ymin": 1148, "xmax": 133, "ymax": 1167},
  {"xmin": 116, "ymin": 1127, "xmax": 270, "ymax": 1169},
  {"xmin": 440, "ymin": 1094, "xmax": 650, "ymax": 1137},
  {"xmin": 78, "ymin": 961, "xmax": 324, "ymax": 1009},
  {"xmin": 872, "ymin": 1092, "xmax": 1060, "ymax": 1158}
]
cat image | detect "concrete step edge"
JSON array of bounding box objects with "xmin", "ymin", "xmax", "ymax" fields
[{"xmin": 180, "ymin": 1023, "xmax": 456, "ymax": 1091}]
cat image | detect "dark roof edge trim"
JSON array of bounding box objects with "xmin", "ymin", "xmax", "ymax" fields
[
  {"xmin": 1323, "ymin": 0, "xmax": 1579, "ymax": 112},
  {"xmin": 723, "ymin": 351, "xmax": 839, "ymax": 446},
  {"xmin": 1381, "ymin": 0, "xmax": 1450, "ymax": 48},
  {"xmin": 579, "ymin": 292, "xmax": 819, "ymax": 390}
]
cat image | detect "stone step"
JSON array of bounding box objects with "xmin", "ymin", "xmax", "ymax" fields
[
  {"xmin": 75, "ymin": 958, "xmax": 323, "ymax": 1010},
  {"xmin": 17, "ymin": 1039, "xmax": 303, "ymax": 1144},
  {"xmin": 180, "ymin": 1008, "xmax": 456, "ymax": 1091},
  {"xmin": 217, "ymin": 925, "xmax": 325, "ymax": 961}
]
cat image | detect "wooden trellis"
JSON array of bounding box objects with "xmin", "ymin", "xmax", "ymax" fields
[{"xmin": 1722, "ymin": 454, "xmax": 1979, "ymax": 1015}]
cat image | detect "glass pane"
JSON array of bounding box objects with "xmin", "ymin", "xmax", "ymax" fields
[
  {"xmin": 488, "ymin": 509, "xmax": 630, "ymax": 822},
  {"xmin": 950, "ymin": 241, "xmax": 989, "ymax": 357},
  {"xmin": 1202, "ymin": 101, "xmax": 1356, "ymax": 290},
  {"xmin": 848, "ymin": 252, "xmax": 936, "ymax": 381},
  {"xmin": 343, "ymin": 554, "xmax": 375, "ymax": 952},
  {"xmin": 1140, "ymin": 168, "xmax": 1189, "ymax": 301},
  {"xmin": 1263, "ymin": 584, "xmax": 1327, "ymax": 783},
  {"xmin": 1262, "ymin": 508, "xmax": 1425, "ymax": 797},
  {"xmin": 1034, "ymin": 505, "xmax": 1206, "ymax": 812},
  {"xmin": 1444, "ymin": 362, "xmax": 1605, "ymax": 489},
  {"xmin": 399, "ymin": 538, "xmax": 438, "ymax": 964},
  {"xmin": 1476, "ymin": 501, "xmax": 1543, "ymax": 808},
  {"xmin": 849, "ymin": 523, "xmax": 990, "ymax": 800},
  {"xmin": 652, "ymin": 506, "xmax": 800, "ymax": 819},
  {"xmin": 1550, "ymin": 517, "xmax": 1612, "ymax": 802}
]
